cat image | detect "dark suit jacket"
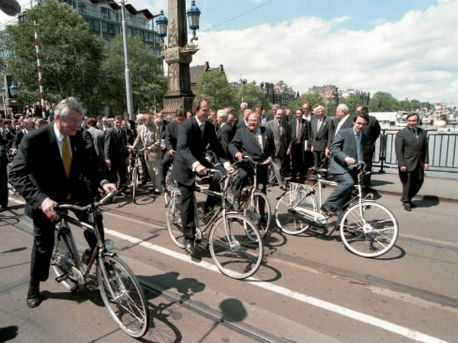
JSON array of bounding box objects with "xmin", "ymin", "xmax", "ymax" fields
[
  {"xmin": 362, "ymin": 115, "xmax": 381, "ymax": 154},
  {"xmin": 228, "ymin": 126, "xmax": 275, "ymax": 162},
  {"xmin": 165, "ymin": 119, "xmax": 180, "ymax": 151},
  {"xmin": 328, "ymin": 128, "xmax": 368, "ymax": 175},
  {"xmin": 9, "ymin": 125, "xmax": 102, "ymax": 216},
  {"xmin": 311, "ymin": 116, "xmax": 332, "ymax": 151},
  {"xmin": 266, "ymin": 119, "xmax": 290, "ymax": 157},
  {"xmin": 329, "ymin": 115, "xmax": 354, "ymax": 146},
  {"xmin": 172, "ymin": 117, "xmax": 227, "ymax": 186},
  {"xmin": 288, "ymin": 118, "xmax": 310, "ymax": 150},
  {"xmin": 104, "ymin": 127, "xmax": 128, "ymax": 165},
  {"xmin": 216, "ymin": 122, "xmax": 233, "ymax": 158},
  {"xmin": 395, "ymin": 127, "xmax": 428, "ymax": 171}
]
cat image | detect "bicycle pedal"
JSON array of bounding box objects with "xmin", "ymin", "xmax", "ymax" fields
[{"xmin": 55, "ymin": 273, "xmax": 68, "ymax": 283}]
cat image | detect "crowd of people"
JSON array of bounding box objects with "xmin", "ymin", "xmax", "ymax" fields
[{"xmin": 1, "ymin": 95, "xmax": 429, "ymax": 308}]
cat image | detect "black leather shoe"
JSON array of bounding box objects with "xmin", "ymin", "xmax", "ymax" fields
[
  {"xmin": 410, "ymin": 202, "xmax": 417, "ymax": 208},
  {"xmin": 403, "ymin": 203, "xmax": 412, "ymax": 211},
  {"xmin": 26, "ymin": 285, "xmax": 41, "ymax": 308},
  {"xmin": 184, "ymin": 239, "xmax": 195, "ymax": 256},
  {"xmin": 321, "ymin": 204, "xmax": 335, "ymax": 216}
]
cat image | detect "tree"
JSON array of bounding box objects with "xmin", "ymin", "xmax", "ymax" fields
[
  {"xmin": 398, "ymin": 99, "xmax": 412, "ymax": 111},
  {"xmin": 235, "ymin": 83, "xmax": 270, "ymax": 115},
  {"xmin": 341, "ymin": 93, "xmax": 361, "ymax": 114},
  {"xmin": 368, "ymin": 91, "xmax": 399, "ymax": 112},
  {"xmin": 292, "ymin": 93, "xmax": 323, "ymax": 111},
  {"xmin": 6, "ymin": 0, "xmax": 104, "ymax": 112},
  {"xmin": 100, "ymin": 34, "xmax": 167, "ymax": 115},
  {"xmin": 195, "ymin": 69, "xmax": 236, "ymax": 110}
]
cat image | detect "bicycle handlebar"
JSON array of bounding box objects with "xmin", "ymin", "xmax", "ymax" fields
[
  {"xmin": 54, "ymin": 189, "xmax": 118, "ymax": 212},
  {"xmin": 233, "ymin": 155, "xmax": 272, "ymax": 168}
]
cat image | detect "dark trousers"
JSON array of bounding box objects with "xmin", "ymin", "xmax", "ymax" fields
[
  {"xmin": 162, "ymin": 153, "xmax": 173, "ymax": 185},
  {"xmin": 29, "ymin": 208, "xmax": 97, "ymax": 285},
  {"xmin": 399, "ymin": 166, "xmax": 424, "ymax": 203},
  {"xmin": 107, "ymin": 160, "xmax": 127, "ymax": 189},
  {"xmin": 233, "ymin": 164, "xmax": 268, "ymax": 202},
  {"xmin": 177, "ymin": 183, "xmax": 196, "ymax": 240},
  {"xmin": 304, "ymin": 150, "xmax": 314, "ymax": 170},
  {"xmin": 0, "ymin": 155, "xmax": 8, "ymax": 208},
  {"xmin": 313, "ymin": 150, "xmax": 328, "ymax": 169},
  {"xmin": 323, "ymin": 171, "xmax": 357, "ymax": 210},
  {"xmin": 363, "ymin": 149, "xmax": 375, "ymax": 188},
  {"xmin": 290, "ymin": 143, "xmax": 304, "ymax": 179}
]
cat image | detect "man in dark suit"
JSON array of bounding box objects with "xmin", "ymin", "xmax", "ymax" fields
[
  {"xmin": 287, "ymin": 108, "xmax": 310, "ymax": 181},
  {"xmin": 266, "ymin": 108, "xmax": 290, "ymax": 188},
  {"xmin": 357, "ymin": 105, "xmax": 381, "ymax": 189},
  {"xmin": 321, "ymin": 112, "xmax": 369, "ymax": 215},
  {"xmin": 9, "ymin": 97, "xmax": 116, "ymax": 308},
  {"xmin": 228, "ymin": 112, "xmax": 275, "ymax": 210},
  {"xmin": 172, "ymin": 95, "xmax": 232, "ymax": 255},
  {"xmin": 162, "ymin": 108, "xmax": 186, "ymax": 187},
  {"xmin": 104, "ymin": 115, "xmax": 129, "ymax": 192},
  {"xmin": 311, "ymin": 105, "xmax": 332, "ymax": 169},
  {"xmin": 301, "ymin": 102, "xmax": 314, "ymax": 171},
  {"xmin": 395, "ymin": 113, "xmax": 428, "ymax": 211},
  {"xmin": 215, "ymin": 108, "xmax": 233, "ymax": 160},
  {"xmin": 0, "ymin": 118, "xmax": 12, "ymax": 211}
]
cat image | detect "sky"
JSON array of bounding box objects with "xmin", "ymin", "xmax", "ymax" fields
[{"xmin": 2, "ymin": 0, "xmax": 457, "ymax": 104}]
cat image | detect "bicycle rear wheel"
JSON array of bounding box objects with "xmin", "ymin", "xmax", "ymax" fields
[
  {"xmin": 275, "ymin": 186, "xmax": 317, "ymax": 235},
  {"xmin": 51, "ymin": 229, "xmax": 79, "ymax": 291},
  {"xmin": 166, "ymin": 189, "xmax": 185, "ymax": 248},
  {"xmin": 97, "ymin": 254, "xmax": 149, "ymax": 338},
  {"xmin": 209, "ymin": 213, "xmax": 263, "ymax": 279},
  {"xmin": 243, "ymin": 191, "xmax": 271, "ymax": 239},
  {"xmin": 340, "ymin": 201, "xmax": 399, "ymax": 258}
]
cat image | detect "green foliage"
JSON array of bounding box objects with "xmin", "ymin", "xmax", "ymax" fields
[
  {"xmin": 100, "ymin": 34, "xmax": 167, "ymax": 115},
  {"xmin": 6, "ymin": 0, "xmax": 104, "ymax": 112},
  {"xmin": 235, "ymin": 83, "xmax": 271, "ymax": 114},
  {"xmin": 195, "ymin": 69, "xmax": 236, "ymax": 110},
  {"xmin": 292, "ymin": 93, "xmax": 324, "ymax": 111},
  {"xmin": 341, "ymin": 93, "xmax": 361, "ymax": 114},
  {"xmin": 368, "ymin": 91, "xmax": 399, "ymax": 112}
]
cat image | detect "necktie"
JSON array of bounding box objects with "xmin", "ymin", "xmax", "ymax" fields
[
  {"xmin": 296, "ymin": 120, "xmax": 301, "ymax": 143},
  {"xmin": 254, "ymin": 132, "xmax": 263, "ymax": 152},
  {"xmin": 355, "ymin": 133, "xmax": 362, "ymax": 163},
  {"xmin": 62, "ymin": 136, "xmax": 72, "ymax": 178},
  {"xmin": 200, "ymin": 123, "xmax": 205, "ymax": 137}
]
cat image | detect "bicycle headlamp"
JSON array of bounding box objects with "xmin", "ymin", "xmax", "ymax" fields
[{"xmin": 104, "ymin": 239, "xmax": 114, "ymax": 251}]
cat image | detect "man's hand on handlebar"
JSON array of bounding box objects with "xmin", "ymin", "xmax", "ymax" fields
[
  {"xmin": 235, "ymin": 152, "xmax": 243, "ymax": 162},
  {"xmin": 196, "ymin": 164, "xmax": 207, "ymax": 176},
  {"xmin": 41, "ymin": 198, "xmax": 59, "ymax": 221},
  {"xmin": 102, "ymin": 183, "xmax": 117, "ymax": 194}
]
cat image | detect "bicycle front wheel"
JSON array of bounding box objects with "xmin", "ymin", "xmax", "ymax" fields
[
  {"xmin": 209, "ymin": 213, "xmax": 263, "ymax": 279},
  {"xmin": 340, "ymin": 201, "xmax": 399, "ymax": 258},
  {"xmin": 275, "ymin": 187, "xmax": 317, "ymax": 235},
  {"xmin": 166, "ymin": 189, "xmax": 185, "ymax": 248},
  {"xmin": 97, "ymin": 254, "xmax": 149, "ymax": 338},
  {"xmin": 243, "ymin": 191, "xmax": 271, "ymax": 239}
]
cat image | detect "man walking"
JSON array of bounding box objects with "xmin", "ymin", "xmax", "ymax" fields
[{"xmin": 395, "ymin": 113, "xmax": 428, "ymax": 211}]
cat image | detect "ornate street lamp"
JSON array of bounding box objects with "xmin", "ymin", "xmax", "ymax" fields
[
  {"xmin": 186, "ymin": 0, "xmax": 201, "ymax": 43},
  {"xmin": 155, "ymin": 10, "xmax": 168, "ymax": 42},
  {"xmin": 9, "ymin": 84, "xmax": 18, "ymax": 98}
]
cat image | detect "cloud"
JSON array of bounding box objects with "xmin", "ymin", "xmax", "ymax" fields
[{"xmin": 191, "ymin": 0, "xmax": 458, "ymax": 104}]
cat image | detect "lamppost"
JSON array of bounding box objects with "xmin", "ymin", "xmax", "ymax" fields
[
  {"xmin": 90, "ymin": 0, "xmax": 134, "ymax": 120},
  {"xmin": 156, "ymin": 0, "xmax": 201, "ymax": 117}
]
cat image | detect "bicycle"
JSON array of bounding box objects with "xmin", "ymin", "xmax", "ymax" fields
[
  {"xmin": 166, "ymin": 169, "xmax": 264, "ymax": 279},
  {"xmin": 230, "ymin": 156, "xmax": 272, "ymax": 239},
  {"xmin": 51, "ymin": 190, "xmax": 149, "ymax": 338},
  {"xmin": 274, "ymin": 162, "xmax": 399, "ymax": 258},
  {"xmin": 127, "ymin": 147, "xmax": 145, "ymax": 203}
]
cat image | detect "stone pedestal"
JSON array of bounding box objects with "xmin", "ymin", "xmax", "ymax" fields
[{"xmin": 162, "ymin": 0, "xmax": 198, "ymax": 118}]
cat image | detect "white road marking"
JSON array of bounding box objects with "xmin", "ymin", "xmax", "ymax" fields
[
  {"xmin": 105, "ymin": 228, "xmax": 447, "ymax": 343},
  {"xmin": 8, "ymin": 197, "xmax": 448, "ymax": 342}
]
